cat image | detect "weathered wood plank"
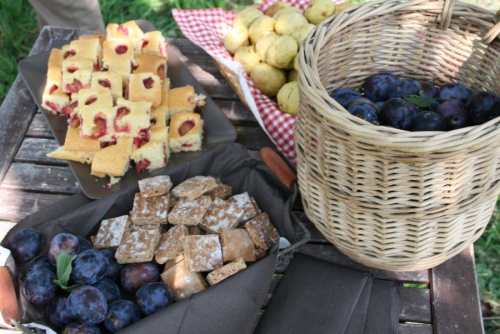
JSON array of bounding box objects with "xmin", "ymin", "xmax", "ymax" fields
[
  {"xmin": 430, "ymin": 246, "xmax": 484, "ymax": 334},
  {"xmin": 0, "ymin": 76, "xmax": 38, "ymax": 184},
  {"xmin": 399, "ymin": 286, "xmax": 432, "ymax": 323},
  {"xmin": 26, "ymin": 113, "xmax": 55, "ymax": 138},
  {"xmin": 14, "ymin": 138, "xmax": 66, "ymax": 165},
  {"xmin": 0, "ymin": 189, "xmax": 68, "ymax": 223},
  {"xmin": 297, "ymin": 245, "xmax": 430, "ymax": 283},
  {"xmin": 398, "ymin": 323, "xmax": 433, "ymax": 334},
  {"xmin": 1, "ymin": 163, "xmax": 78, "ymax": 194}
]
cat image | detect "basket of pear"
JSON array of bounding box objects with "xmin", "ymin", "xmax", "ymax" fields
[{"xmin": 220, "ymin": 0, "xmax": 356, "ymax": 115}]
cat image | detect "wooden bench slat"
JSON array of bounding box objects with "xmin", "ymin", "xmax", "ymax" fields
[
  {"xmin": 398, "ymin": 323, "xmax": 433, "ymax": 334},
  {"xmin": 14, "ymin": 137, "xmax": 67, "ymax": 165},
  {"xmin": 0, "ymin": 189, "xmax": 68, "ymax": 223},
  {"xmin": 431, "ymin": 246, "xmax": 483, "ymax": 334},
  {"xmin": 399, "ymin": 286, "xmax": 432, "ymax": 323},
  {"xmin": 1, "ymin": 163, "xmax": 77, "ymax": 194}
]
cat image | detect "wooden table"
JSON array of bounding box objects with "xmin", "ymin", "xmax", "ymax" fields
[{"xmin": 0, "ymin": 27, "xmax": 484, "ymax": 334}]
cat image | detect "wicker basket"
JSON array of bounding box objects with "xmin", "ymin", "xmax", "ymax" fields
[{"xmin": 296, "ymin": 0, "xmax": 500, "ymax": 271}]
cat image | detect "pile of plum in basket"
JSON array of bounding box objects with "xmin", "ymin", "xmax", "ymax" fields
[{"xmin": 331, "ymin": 72, "xmax": 500, "ymax": 131}]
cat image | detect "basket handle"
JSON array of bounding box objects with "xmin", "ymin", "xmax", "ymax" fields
[
  {"xmin": 0, "ymin": 266, "xmax": 19, "ymax": 326},
  {"xmin": 483, "ymin": 20, "xmax": 500, "ymax": 44},
  {"xmin": 260, "ymin": 147, "xmax": 297, "ymax": 189},
  {"xmin": 439, "ymin": 0, "xmax": 455, "ymax": 30}
]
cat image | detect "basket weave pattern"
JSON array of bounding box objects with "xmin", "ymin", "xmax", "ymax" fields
[{"xmin": 296, "ymin": 0, "xmax": 500, "ymax": 271}]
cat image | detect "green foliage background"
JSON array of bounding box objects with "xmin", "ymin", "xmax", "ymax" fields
[{"xmin": 0, "ymin": 0, "xmax": 499, "ymax": 332}]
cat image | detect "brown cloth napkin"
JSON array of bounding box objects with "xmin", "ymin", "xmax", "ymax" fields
[
  {"xmin": 2, "ymin": 143, "xmax": 300, "ymax": 334},
  {"xmin": 255, "ymin": 252, "xmax": 400, "ymax": 334}
]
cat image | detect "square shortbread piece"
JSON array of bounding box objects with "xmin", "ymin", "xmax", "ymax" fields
[
  {"xmin": 93, "ymin": 215, "xmax": 131, "ymax": 249},
  {"xmin": 130, "ymin": 192, "xmax": 169, "ymax": 225},
  {"xmin": 206, "ymin": 258, "xmax": 247, "ymax": 286},
  {"xmin": 220, "ymin": 228, "xmax": 256, "ymax": 263},
  {"xmin": 199, "ymin": 197, "xmax": 244, "ymax": 234},
  {"xmin": 161, "ymin": 257, "xmax": 208, "ymax": 300},
  {"xmin": 139, "ymin": 175, "xmax": 173, "ymax": 198},
  {"xmin": 167, "ymin": 196, "xmax": 212, "ymax": 226},
  {"xmin": 203, "ymin": 179, "xmax": 232, "ymax": 200},
  {"xmin": 244, "ymin": 213, "xmax": 280, "ymax": 252},
  {"xmin": 227, "ymin": 192, "xmax": 260, "ymax": 222},
  {"xmin": 171, "ymin": 175, "xmax": 217, "ymax": 200},
  {"xmin": 184, "ymin": 235, "xmax": 223, "ymax": 272},
  {"xmin": 155, "ymin": 224, "xmax": 189, "ymax": 264},
  {"xmin": 114, "ymin": 229, "xmax": 161, "ymax": 264}
]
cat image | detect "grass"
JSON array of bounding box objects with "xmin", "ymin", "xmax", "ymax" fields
[{"xmin": 0, "ymin": 0, "xmax": 499, "ymax": 332}]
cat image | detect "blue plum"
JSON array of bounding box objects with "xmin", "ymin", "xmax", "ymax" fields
[
  {"xmin": 26, "ymin": 254, "xmax": 56, "ymax": 276},
  {"xmin": 438, "ymin": 82, "xmax": 471, "ymax": 103},
  {"xmin": 468, "ymin": 91, "xmax": 500, "ymax": 125},
  {"xmin": 61, "ymin": 322, "xmax": 102, "ymax": 334},
  {"xmin": 104, "ymin": 299, "xmax": 142, "ymax": 333},
  {"xmin": 135, "ymin": 282, "xmax": 174, "ymax": 316},
  {"xmin": 48, "ymin": 233, "xmax": 80, "ymax": 265},
  {"xmin": 22, "ymin": 267, "xmax": 58, "ymax": 304},
  {"xmin": 379, "ymin": 98, "xmax": 417, "ymax": 130},
  {"xmin": 410, "ymin": 111, "xmax": 446, "ymax": 131},
  {"xmin": 6, "ymin": 228, "xmax": 44, "ymax": 264},
  {"xmin": 66, "ymin": 285, "xmax": 107, "ymax": 325},
  {"xmin": 46, "ymin": 293, "xmax": 74, "ymax": 328},
  {"xmin": 78, "ymin": 237, "xmax": 93, "ymax": 252},
  {"xmin": 120, "ymin": 262, "xmax": 160, "ymax": 294},
  {"xmin": 347, "ymin": 103, "xmax": 379, "ymax": 124},
  {"xmin": 419, "ymin": 81, "xmax": 439, "ymax": 100},
  {"xmin": 387, "ymin": 78, "xmax": 421, "ymax": 99},
  {"xmin": 100, "ymin": 249, "xmax": 124, "ymax": 281},
  {"xmin": 362, "ymin": 72, "xmax": 400, "ymax": 102},
  {"xmin": 92, "ymin": 278, "xmax": 121, "ymax": 304},
  {"xmin": 330, "ymin": 88, "xmax": 361, "ymax": 109},
  {"xmin": 71, "ymin": 249, "xmax": 108, "ymax": 285},
  {"xmin": 436, "ymin": 99, "xmax": 470, "ymax": 130}
]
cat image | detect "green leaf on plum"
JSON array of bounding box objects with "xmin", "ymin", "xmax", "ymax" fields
[
  {"xmin": 403, "ymin": 90, "xmax": 435, "ymax": 109},
  {"xmin": 53, "ymin": 251, "xmax": 80, "ymax": 292}
]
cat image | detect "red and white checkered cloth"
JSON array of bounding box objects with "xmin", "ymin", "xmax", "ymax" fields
[{"xmin": 173, "ymin": 0, "xmax": 347, "ymax": 164}]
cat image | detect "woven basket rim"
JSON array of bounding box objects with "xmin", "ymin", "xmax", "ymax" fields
[{"xmin": 298, "ymin": 0, "xmax": 500, "ymax": 154}]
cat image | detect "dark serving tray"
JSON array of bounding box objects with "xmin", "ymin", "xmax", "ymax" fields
[{"xmin": 17, "ymin": 30, "xmax": 237, "ymax": 199}]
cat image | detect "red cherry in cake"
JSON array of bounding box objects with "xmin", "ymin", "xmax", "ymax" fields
[
  {"xmin": 67, "ymin": 67, "xmax": 79, "ymax": 74},
  {"xmin": 65, "ymin": 80, "xmax": 86, "ymax": 93},
  {"xmin": 90, "ymin": 115, "xmax": 107, "ymax": 139},
  {"xmin": 138, "ymin": 129, "xmax": 150, "ymax": 139},
  {"xmin": 134, "ymin": 137, "xmax": 149, "ymax": 149},
  {"xmin": 115, "ymin": 44, "xmax": 128, "ymax": 55},
  {"xmin": 69, "ymin": 114, "xmax": 81, "ymax": 128},
  {"xmin": 143, "ymin": 77, "xmax": 154, "ymax": 89},
  {"xmin": 62, "ymin": 101, "xmax": 78, "ymax": 117},
  {"xmin": 49, "ymin": 84, "xmax": 58, "ymax": 95},
  {"xmin": 85, "ymin": 97, "xmax": 97, "ymax": 105},
  {"xmin": 150, "ymin": 119, "xmax": 157, "ymax": 126},
  {"xmin": 93, "ymin": 64, "xmax": 100, "ymax": 71},
  {"xmin": 142, "ymin": 39, "xmax": 149, "ymax": 49},
  {"xmin": 45, "ymin": 101, "xmax": 60, "ymax": 112},
  {"xmin": 117, "ymin": 25, "xmax": 129, "ymax": 37},
  {"xmin": 115, "ymin": 107, "xmax": 131, "ymax": 132},
  {"xmin": 131, "ymin": 61, "xmax": 138, "ymax": 71},
  {"xmin": 135, "ymin": 159, "xmax": 151, "ymax": 173},
  {"xmin": 178, "ymin": 120, "xmax": 195, "ymax": 136},
  {"xmin": 98, "ymin": 79, "xmax": 111, "ymax": 88},
  {"xmin": 157, "ymin": 65, "xmax": 165, "ymax": 81},
  {"xmin": 100, "ymin": 140, "xmax": 116, "ymax": 149},
  {"xmin": 64, "ymin": 50, "xmax": 76, "ymax": 59}
]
